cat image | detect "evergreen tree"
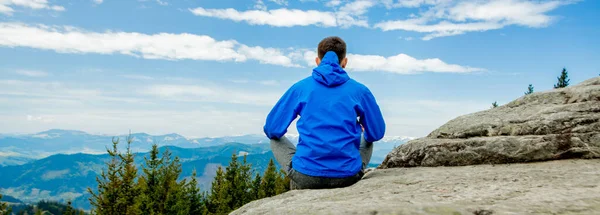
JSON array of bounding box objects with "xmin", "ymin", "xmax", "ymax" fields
[
  {"xmin": 223, "ymin": 153, "xmax": 238, "ymax": 210},
  {"xmin": 160, "ymin": 149, "xmax": 184, "ymax": 215},
  {"xmin": 259, "ymin": 159, "xmax": 278, "ymax": 198},
  {"xmin": 525, "ymin": 84, "xmax": 534, "ymax": 95},
  {"xmin": 236, "ymin": 155, "xmax": 252, "ymax": 208},
  {"xmin": 166, "ymin": 179, "xmax": 188, "ymax": 215},
  {"xmin": 275, "ymin": 169, "xmax": 290, "ymax": 195},
  {"xmin": 187, "ymin": 170, "xmax": 203, "ymax": 215},
  {"xmin": 250, "ymin": 173, "xmax": 262, "ymax": 201},
  {"xmin": 34, "ymin": 208, "xmax": 43, "ymax": 215},
  {"xmin": 0, "ymin": 193, "xmax": 12, "ymax": 215},
  {"xmin": 198, "ymin": 191, "xmax": 209, "ymax": 215},
  {"xmin": 492, "ymin": 101, "xmax": 498, "ymax": 108},
  {"xmin": 117, "ymin": 135, "xmax": 141, "ymax": 215},
  {"xmin": 88, "ymin": 138, "xmax": 122, "ymax": 215},
  {"xmin": 554, "ymin": 67, "xmax": 570, "ymax": 88},
  {"xmin": 207, "ymin": 166, "xmax": 229, "ymax": 214},
  {"xmin": 64, "ymin": 201, "xmax": 74, "ymax": 215},
  {"xmin": 139, "ymin": 144, "xmax": 163, "ymax": 215}
]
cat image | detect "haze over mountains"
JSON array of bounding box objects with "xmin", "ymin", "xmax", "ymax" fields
[
  {"xmin": 0, "ymin": 129, "xmax": 412, "ymax": 166},
  {"xmin": 0, "ymin": 129, "xmax": 411, "ymax": 210}
]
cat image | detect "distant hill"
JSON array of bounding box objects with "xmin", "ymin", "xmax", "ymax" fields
[
  {"xmin": 0, "ymin": 129, "xmax": 411, "ymax": 166},
  {"xmin": 0, "ymin": 130, "xmax": 410, "ymax": 210},
  {"xmin": 0, "ymin": 129, "xmax": 270, "ymax": 166},
  {"xmin": 0, "ymin": 142, "xmax": 274, "ymax": 210},
  {"xmin": 0, "ymin": 194, "xmax": 22, "ymax": 203}
]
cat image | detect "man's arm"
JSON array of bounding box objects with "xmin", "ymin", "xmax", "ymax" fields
[
  {"xmin": 263, "ymin": 86, "xmax": 299, "ymax": 139},
  {"xmin": 359, "ymin": 90, "xmax": 386, "ymax": 142}
]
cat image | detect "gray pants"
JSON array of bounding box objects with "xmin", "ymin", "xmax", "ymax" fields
[{"xmin": 270, "ymin": 134, "xmax": 373, "ymax": 189}]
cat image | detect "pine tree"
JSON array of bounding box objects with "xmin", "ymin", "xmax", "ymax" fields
[
  {"xmin": 525, "ymin": 84, "xmax": 534, "ymax": 95},
  {"xmin": 160, "ymin": 149, "xmax": 184, "ymax": 215},
  {"xmin": 88, "ymin": 138, "xmax": 122, "ymax": 215},
  {"xmin": 275, "ymin": 169, "xmax": 290, "ymax": 195},
  {"xmin": 492, "ymin": 101, "xmax": 498, "ymax": 108},
  {"xmin": 166, "ymin": 178, "xmax": 188, "ymax": 215},
  {"xmin": 0, "ymin": 193, "xmax": 12, "ymax": 215},
  {"xmin": 250, "ymin": 173, "xmax": 262, "ymax": 201},
  {"xmin": 207, "ymin": 166, "xmax": 229, "ymax": 214},
  {"xmin": 117, "ymin": 135, "xmax": 141, "ymax": 215},
  {"xmin": 274, "ymin": 171, "xmax": 285, "ymax": 195},
  {"xmin": 260, "ymin": 159, "xmax": 278, "ymax": 198},
  {"xmin": 236, "ymin": 155, "xmax": 252, "ymax": 208},
  {"xmin": 554, "ymin": 67, "xmax": 570, "ymax": 88},
  {"xmin": 199, "ymin": 191, "xmax": 209, "ymax": 215},
  {"xmin": 64, "ymin": 200, "xmax": 74, "ymax": 215},
  {"xmin": 34, "ymin": 207, "xmax": 43, "ymax": 215},
  {"xmin": 139, "ymin": 144, "xmax": 163, "ymax": 215},
  {"xmin": 187, "ymin": 170, "xmax": 203, "ymax": 215},
  {"xmin": 223, "ymin": 153, "xmax": 238, "ymax": 210}
]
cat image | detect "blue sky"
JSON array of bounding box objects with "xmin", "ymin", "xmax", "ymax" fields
[{"xmin": 0, "ymin": 0, "xmax": 598, "ymax": 138}]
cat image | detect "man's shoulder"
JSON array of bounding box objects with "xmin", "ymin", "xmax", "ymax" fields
[
  {"xmin": 289, "ymin": 77, "xmax": 315, "ymax": 89},
  {"xmin": 346, "ymin": 78, "xmax": 371, "ymax": 93}
]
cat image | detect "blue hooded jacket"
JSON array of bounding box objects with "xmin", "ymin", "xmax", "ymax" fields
[{"xmin": 264, "ymin": 51, "xmax": 386, "ymax": 178}]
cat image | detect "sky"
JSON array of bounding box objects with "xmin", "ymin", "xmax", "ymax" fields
[{"xmin": 0, "ymin": 0, "xmax": 599, "ymax": 138}]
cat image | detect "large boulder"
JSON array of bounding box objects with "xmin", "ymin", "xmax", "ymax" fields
[
  {"xmin": 380, "ymin": 77, "xmax": 600, "ymax": 168},
  {"xmin": 231, "ymin": 159, "xmax": 600, "ymax": 215}
]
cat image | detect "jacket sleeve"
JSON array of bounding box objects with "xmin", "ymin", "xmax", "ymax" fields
[
  {"xmin": 263, "ymin": 86, "xmax": 299, "ymax": 139},
  {"xmin": 359, "ymin": 90, "xmax": 386, "ymax": 142}
]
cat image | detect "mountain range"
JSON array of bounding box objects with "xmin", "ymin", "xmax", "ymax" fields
[{"xmin": 0, "ymin": 129, "xmax": 411, "ymax": 210}]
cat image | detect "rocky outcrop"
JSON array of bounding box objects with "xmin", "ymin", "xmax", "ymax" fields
[
  {"xmin": 380, "ymin": 77, "xmax": 600, "ymax": 168},
  {"xmin": 232, "ymin": 78, "xmax": 600, "ymax": 215},
  {"xmin": 232, "ymin": 159, "xmax": 600, "ymax": 215}
]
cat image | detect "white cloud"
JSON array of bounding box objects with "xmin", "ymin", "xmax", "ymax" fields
[
  {"xmin": 325, "ymin": 0, "xmax": 342, "ymax": 7},
  {"xmin": 238, "ymin": 45, "xmax": 300, "ymax": 67},
  {"xmin": 92, "ymin": 0, "xmax": 103, "ymax": 5},
  {"xmin": 375, "ymin": 0, "xmax": 569, "ymax": 40},
  {"xmin": 0, "ymin": 22, "xmax": 482, "ymax": 73},
  {"xmin": 0, "ymin": 0, "xmax": 65, "ymax": 15},
  {"xmin": 120, "ymin": 74, "xmax": 155, "ymax": 80},
  {"xmin": 1, "ymin": 109, "xmax": 271, "ymax": 138},
  {"xmin": 269, "ymin": 0, "xmax": 288, "ymax": 5},
  {"xmin": 259, "ymin": 80, "xmax": 280, "ymax": 86},
  {"xmin": 16, "ymin": 70, "xmax": 49, "ymax": 77},
  {"xmin": 348, "ymin": 53, "xmax": 484, "ymax": 73},
  {"xmin": 254, "ymin": 0, "xmax": 267, "ymax": 10},
  {"xmin": 338, "ymin": 0, "xmax": 375, "ymax": 15},
  {"xmin": 156, "ymin": 0, "xmax": 168, "ymax": 6},
  {"xmin": 381, "ymin": 0, "xmax": 447, "ymax": 8},
  {"xmin": 138, "ymin": 0, "xmax": 168, "ymax": 6},
  {"xmin": 0, "ymin": 22, "xmax": 295, "ymax": 67},
  {"xmin": 190, "ymin": 7, "xmax": 339, "ymax": 27},
  {"xmin": 380, "ymin": 99, "xmax": 490, "ymax": 137},
  {"xmin": 0, "ymin": 78, "xmax": 285, "ymax": 137},
  {"xmin": 27, "ymin": 115, "xmax": 55, "ymax": 123},
  {"xmin": 143, "ymin": 84, "xmax": 280, "ymax": 105},
  {"xmin": 0, "ymin": 79, "xmax": 146, "ymax": 106},
  {"xmin": 190, "ymin": 0, "xmax": 572, "ymax": 39},
  {"xmin": 448, "ymin": 0, "xmax": 562, "ymax": 27},
  {"xmin": 230, "ymin": 79, "xmax": 280, "ymax": 86},
  {"xmin": 190, "ymin": 0, "xmax": 380, "ymax": 28},
  {"xmin": 299, "ymin": 50, "xmax": 484, "ymax": 74},
  {"xmin": 399, "ymin": 36, "xmax": 414, "ymax": 41}
]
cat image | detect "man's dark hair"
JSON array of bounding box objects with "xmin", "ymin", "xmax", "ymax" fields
[{"xmin": 318, "ymin": 36, "xmax": 346, "ymax": 63}]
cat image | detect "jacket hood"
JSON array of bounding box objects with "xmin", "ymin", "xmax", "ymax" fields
[{"xmin": 312, "ymin": 51, "xmax": 350, "ymax": 87}]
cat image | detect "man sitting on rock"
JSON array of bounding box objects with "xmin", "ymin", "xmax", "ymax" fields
[{"xmin": 263, "ymin": 36, "xmax": 386, "ymax": 189}]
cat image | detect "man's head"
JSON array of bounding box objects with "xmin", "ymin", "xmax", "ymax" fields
[{"xmin": 316, "ymin": 36, "xmax": 347, "ymax": 68}]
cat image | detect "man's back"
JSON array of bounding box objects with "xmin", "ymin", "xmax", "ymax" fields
[{"xmin": 264, "ymin": 51, "xmax": 386, "ymax": 178}]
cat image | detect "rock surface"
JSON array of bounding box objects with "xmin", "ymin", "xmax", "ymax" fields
[
  {"xmin": 381, "ymin": 77, "xmax": 600, "ymax": 168},
  {"xmin": 231, "ymin": 159, "xmax": 600, "ymax": 215}
]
